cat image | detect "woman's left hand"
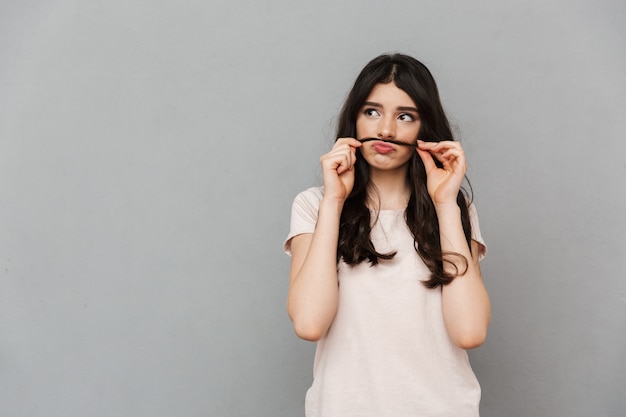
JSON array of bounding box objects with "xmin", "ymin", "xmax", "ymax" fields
[{"xmin": 416, "ymin": 140, "xmax": 466, "ymax": 207}]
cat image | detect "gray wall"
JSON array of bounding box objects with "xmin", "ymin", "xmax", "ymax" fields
[{"xmin": 1, "ymin": 1, "xmax": 624, "ymax": 416}]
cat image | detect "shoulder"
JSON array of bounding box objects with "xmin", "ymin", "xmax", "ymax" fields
[
  {"xmin": 284, "ymin": 187, "xmax": 324, "ymax": 255},
  {"xmin": 467, "ymin": 201, "xmax": 479, "ymax": 222},
  {"xmin": 290, "ymin": 186, "xmax": 324, "ymax": 226},
  {"xmin": 466, "ymin": 201, "xmax": 487, "ymax": 261},
  {"xmin": 292, "ymin": 186, "xmax": 324, "ymax": 210},
  {"xmin": 294, "ymin": 186, "xmax": 324, "ymax": 202}
]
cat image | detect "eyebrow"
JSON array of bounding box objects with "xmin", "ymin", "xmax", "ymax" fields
[{"xmin": 362, "ymin": 101, "xmax": 419, "ymax": 113}]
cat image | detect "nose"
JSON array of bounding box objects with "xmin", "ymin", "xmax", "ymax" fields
[{"xmin": 377, "ymin": 115, "xmax": 396, "ymax": 139}]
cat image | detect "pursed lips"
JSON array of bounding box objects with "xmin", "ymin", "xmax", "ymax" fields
[{"xmin": 372, "ymin": 142, "xmax": 395, "ymax": 154}]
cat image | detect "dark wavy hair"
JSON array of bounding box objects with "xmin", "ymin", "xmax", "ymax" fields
[{"xmin": 336, "ymin": 53, "xmax": 473, "ymax": 288}]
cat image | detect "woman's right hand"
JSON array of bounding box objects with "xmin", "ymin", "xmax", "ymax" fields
[
  {"xmin": 289, "ymin": 138, "xmax": 361, "ymax": 340},
  {"xmin": 319, "ymin": 138, "xmax": 362, "ymax": 202}
]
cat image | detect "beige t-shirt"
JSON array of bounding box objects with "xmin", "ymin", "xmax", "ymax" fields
[{"xmin": 285, "ymin": 187, "xmax": 487, "ymax": 417}]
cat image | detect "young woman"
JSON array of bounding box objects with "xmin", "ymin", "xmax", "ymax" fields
[{"xmin": 284, "ymin": 53, "xmax": 491, "ymax": 417}]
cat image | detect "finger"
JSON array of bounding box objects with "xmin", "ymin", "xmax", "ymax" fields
[
  {"xmin": 326, "ymin": 153, "xmax": 345, "ymax": 175},
  {"xmin": 430, "ymin": 140, "xmax": 461, "ymax": 148},
  {"xmin": 337, "ymin": 154, "xmax": 350, "ymax": 175},
  {"xmin": 440, "ymin": 147, "xmax": 466, "ymax": 166},
  {"xmin": 321, "ymin": 148, "xmax": 347, "ymax": 171},
  {"xmin": 323, "ymin": 140, "xmax": 361, "ymax": 175},
  {"xmin": 440, "ymin": 148, "xmax": 464, "ymax": 161},
  {"xmin": 326, "ymin": 144, "xmax": 351, "ymax": 160},
  {"xmin": 341, "ymin": 143, "xmax": 360, "ymax": 171},
  {"xmin": 335, "ymin": 137, "xmax": 363, "ymax": 149},
  {"xmin": 424, "ymin": 149, "xmax": 444, "ymax": 163},
  {"xmin": 350, "ymin": 148, "xmax": 357, "ymax": 171},
  {"xmin": 421, "ymin": 148, "xmax": 449, "ymax": 166},
  {"xmin": 417, "ymin": 140, "xmax": 437, "ymax": 150},
  {"xmin": 418, "ymin": 140, "xmax": 462, "ymax": 153},
  {"xmin": 423, "ymin": 144, "xmax": 463, "ymax": 162},
  {"xmin": 416, "ymin": 147, "xmax": 437, "ymax": 172},
  {"xmin": 326, "ymin": 145, "xmax": 354, "ymax": 175}
]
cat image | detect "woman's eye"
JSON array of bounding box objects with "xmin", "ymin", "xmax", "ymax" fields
[
  {"xmin": 398, "ymin": 113, "xmax": 415, "ymax": 122},
  {"xmin": 364, "ymin": 108, "xmax": 380, "ymax": 117}
]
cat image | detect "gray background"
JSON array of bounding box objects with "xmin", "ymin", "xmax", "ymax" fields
[{"xmin": 1, "ymin": 0, "xmax": 624, "ymax": 416}]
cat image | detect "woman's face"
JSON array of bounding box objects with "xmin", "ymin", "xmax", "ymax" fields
[{"xmin": 356, "ymin": 82, "xmax": 421, "ymax": 173}]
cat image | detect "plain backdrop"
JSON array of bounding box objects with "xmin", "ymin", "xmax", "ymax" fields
[{"xmin": 1, "ymin": 1, "xmax": 625, "ymax": 416}]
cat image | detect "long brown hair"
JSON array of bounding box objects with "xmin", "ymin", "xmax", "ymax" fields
[{"xmin": 336, "ymin": 53, "xmax": 472, "ymax": 288}]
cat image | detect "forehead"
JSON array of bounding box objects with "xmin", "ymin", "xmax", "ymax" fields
[{"xmin": 365, "ymin": 82, "xmax": 416, "ymax": 108}]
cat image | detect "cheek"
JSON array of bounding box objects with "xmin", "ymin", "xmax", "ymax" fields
[
  {"xmin": 399, "ymin": 148, "xmax": 416, "ymax": 162},
  {"xmin": 355, "ymin": 118, "xmax": 365, "ymax": 137},
  {"xmin": 402, "ymin": 121, "xmax": 421, "ymax": 139},
  {"xmin": 355, "ymin": 116, "xmax": 375, "ymax": 137}
]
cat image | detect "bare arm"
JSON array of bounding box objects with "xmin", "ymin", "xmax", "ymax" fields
[
  {"xmin": 286, "ymin": 138, "xmax": 362, "ymax": 341},
  {"xmin": 437, "ymin": 206, "xmax": 491, "ymax": 349},
  {"xmin": 417, "ymin": 140, "xmax": 491, "ymax": 349},
  {"xmin": 287, "ymin": 200, "xmax": 342, "ymax": 341}
]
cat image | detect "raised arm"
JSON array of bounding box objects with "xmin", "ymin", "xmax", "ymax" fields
[
  {"xmin": 416, "ymin": 140, "xmax": 491, "ymax": 349},
  {"xmin": 287, "ymin": 138, "xmax": 362, "ymax": 341}
]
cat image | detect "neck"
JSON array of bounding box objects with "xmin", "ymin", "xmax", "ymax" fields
[{"xmin": 367, "ymin": 166, "xmax": 410, "ymax": 210}]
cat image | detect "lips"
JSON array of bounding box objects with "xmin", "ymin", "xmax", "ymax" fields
[{"xmin": 372, "ymin": 142, "xmax": 394, "ymax": 154}]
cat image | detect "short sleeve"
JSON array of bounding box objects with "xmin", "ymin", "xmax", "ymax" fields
[
  {"xmin": 283, "ymin": 187, "xmax": 324, "ymax": 256},
  {"xmin": 468, "ymin": 202, "xmax": 487, "ymax": 261}
]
